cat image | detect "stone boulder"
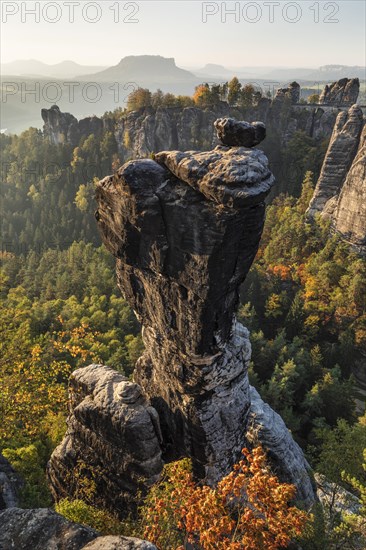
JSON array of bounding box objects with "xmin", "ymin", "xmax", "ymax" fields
[
  {"xmin": 48, "ymin": 364, "xmax": 163, "ymax": 517},
  {"xmin": 0, "ymin": 508, "xmax": 97, "ymax": 550},
  {"xmin": 0, "ymin": 508, "xmax": 157, "ymax": 550},
  {"xmin": 82, "ymin": 536, "xmax": 157, "ymax": 549},
  {"xmin": 214, "ymin": 118, "xmax": 266, "ymax": 147}
]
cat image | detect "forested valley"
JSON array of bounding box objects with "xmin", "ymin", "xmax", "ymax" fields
[{"xmin": 1, "ymin": 87, "xmax": 365, "ymax": 547}]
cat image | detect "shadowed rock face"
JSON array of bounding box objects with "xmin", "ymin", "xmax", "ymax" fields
[
  {"xmin": 48, "ymin": 364, "xmax": 163, "ymax": 517},
  {"xmin": 42, "ymin": 105, "xmax": 104, "ymax": 146},
  {"xmin": 0, "ymin": 453, "xmax": 22, "ymax": 509},
  {"xmin": 94, "ymin": 139, "xmax": 271, "ymax": 478},
  {"xmin": 0, "ymin": 508, "xmax": 157, "ymax": 550},
  {"xmin": 96, "ymin": 141, "xmax": 273, "ymax": 359},
  {"xmin": 307, "ymin": 104, "xmax": 366, "ymax": 253},
  {"xmin": 92, "ymin": 119, "xmax": 315, "ymax": 505},
  {"xmin": 0, "ymin": 508, "xmax": 97, "ymax": 550},
  {"xmin": 214, "ymin": 118, "xmax": 266, "ymax": 147}
]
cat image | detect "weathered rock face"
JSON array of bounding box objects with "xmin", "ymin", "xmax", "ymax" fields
[
  {"xmin": 214, "ymin": 118, "xmax": 266, "ymax": 147},
  {"xmin": 0, "ymin": 508, "xmax": 157, "ymax": 550},
  {"xmin": 42, "ymin": 105, "xmax": 105, "ymax": 146},
  {"xmin": 332, "ymin": 123, "xmax": 366, "ymax": 251},
  {"xmin": 42, "ymin": 78, "xmax": 359, "ymax": 160},
  {"xmin": 90, "ymin": 118, "xmax": 316, "ymax": 507},
  {"xmin": 274, "ymin": 81, "xmax": 301, "ymax": 104},
  {"xmin": 48, "ymin": 364, "xmax": 163, "ymax": 516},
  {"xmin": 307, "ymin": 105, "xmax": 364, "ymax": 219},
  {"xmin": 319, "ymin": 78, "xmax": 360, "ymax": 106},
  {"xmin": 0, "ymin": 453, "xmax": 22, "ymax": 510},
  {"xmin": 0, "ymin": 508, "xmax": 97, "ymax": 550},
  {"xmin": 247, "ymin": 387, "xmax": 316, "ymax": 499}
]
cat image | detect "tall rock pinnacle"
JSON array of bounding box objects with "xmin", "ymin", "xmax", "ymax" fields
[
  {"xmin": 307, "ymin": 105, "xmax": 364, "ymax": 219},
  {"xmin": 49, "ymin": 118, "xmax": 316, "ymax": 515}
]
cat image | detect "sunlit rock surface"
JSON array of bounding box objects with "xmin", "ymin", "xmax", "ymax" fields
[
  {"xmin": 319, "ymin": 78, "xmax": 360, "ymax": 106},
  {"xmin": 307, "ymin": 104, "xmax": 365, "ymax": 253},
  {"xmin": 332, "ymin": 124, "xmax": 366, "ymax": 252},
  {"xmin": 307, "ymin": 105, "xmax": 364, "ymax": 219}
]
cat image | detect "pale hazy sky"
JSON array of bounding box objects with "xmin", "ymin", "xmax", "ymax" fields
[{"xmin": 1, "ymin": 0, "xmax": 365, "ymax": 68}]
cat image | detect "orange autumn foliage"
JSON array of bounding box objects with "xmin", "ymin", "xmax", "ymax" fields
[
  {"xmin": 143, "ymin": 446, "xmax": 309, "ymax": 550},
  {"xmin": 269, "ymin": 264, "xmax": 292, "ymax": 281}
]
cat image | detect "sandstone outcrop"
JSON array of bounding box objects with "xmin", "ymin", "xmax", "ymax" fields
[
  {"xmin": 0, "ymin": 508, "xmax": 157, "ymax": 550},
  {"xmin": 319, "ymin": 78, "xmax": 360, "ymax": 106},
  {"xmin": 0, "ymin": 453, "xmax": 22, "ymax": 510},
  {"xmin": 42, "ymin": 77, "xmax": 360, "ymax": 161},
  {"xmin": 214, "ymin": 118, "xmax": 266, "ymax": 147},
  {"xmin": 307, "ymin": 105, "xmax": 364, "ymax": 219},
  {"xmin": 274, "ymin": 81, "xmax": 300, "ymax": 104},
  {"xmin": 49, "ymin": 119, "xmax": 316, "ymax": 519},
  {"xmin": 75, "ymin": 118, "xmax": 314, "ymax": 506},
  {"xmin": 332, "ymin": 123, "xmax": 366, "ymax": 252},
  {"xmin": 0, "ymin": 508, "xmax": 97, "ymax": 550},
  {"xmin": 42, "ymin": 105, "xmax": 104, "ymax": 146},
  {"xmin": 48, "ymin": 364, "xmax": 163, "ymax": 516}
]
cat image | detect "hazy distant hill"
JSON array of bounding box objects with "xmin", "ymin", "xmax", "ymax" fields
[
  {"xmin": 1, "ymin": 56, "xmax": 364, "ymax": 134},
  {"xmin": 194, "ymin": 64, "xmax": 366, "ymax": 82},
  {"xmin": 1, "ymin": 59, "xmax": 107, "ymax": 78},
  {"xmin": 307, "ymin": 65, "xmax": 366, "ymax": 81},
  {"xmin": 79, "ymin": 55, "xmax": 197, "ymax": 84}
]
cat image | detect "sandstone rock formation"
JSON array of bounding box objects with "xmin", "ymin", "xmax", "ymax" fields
[
  {"xmin": 49, "ymin": 119, "xmax": 316, "ymax": 520},
  {"xmin": 214, "ymin": 118, "xmax": 266, "ymax": 147},
  {"xmin": 247, "ymin": 387, "xmax": 316, "ymax": 498},
  {"xmin": 319, "ymin": 78, "xmax": 360, "ymax": 106},
  {"xmin": 0, "ymin": 508, "xmax": 157, "ymax": 550},
  {"xmin": 307, "ymin": 104, "xmax": 366, "ymax": 253},
  {"xmin": 0, "ymin": 453, "xmax": 22, "ymax": 509},
  {"xmin": 307, "ymin": 105, "xmax": 364, "ymax": 219},
  {"xmin": 87, "ymin": 118, "xmax": 315, "ymax": 505},
  {"xmin": 48, "ymin": 364, "xmax": 163, "ymax": 516},
  {"xmin": 0, "ymin": 508, "xmax": 97, "ymax": 550},
  {"xmin": 274, "ymin": 81, "xmax": 301, "ymax": 104},
  {"xmin": 42, "ymin": 78, "xmax": 359, "ymax": 161},
  {"xmin": 332, "ymin": 123, "xmax": 366, "ymax": 252},
  {"xmin": 42, "ymin": 105, "xmax": 104, "ymax": 146}
]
